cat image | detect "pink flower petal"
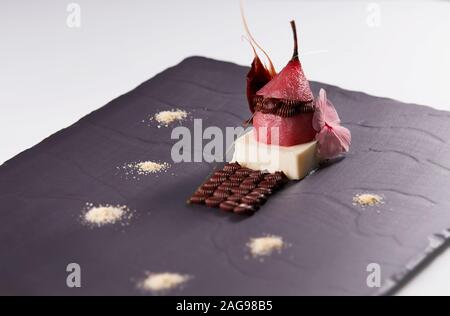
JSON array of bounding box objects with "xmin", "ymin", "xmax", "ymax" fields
[
  {"xmin": 312, "ymin": 88, "xmax": 351, "ymax": 159},
  {"xmin": 315, "ymin": 125, "xmax": 350, "ymax": 159},
  {"xmin": 329, "ymin": 122, "xmax": 351, "ymax": 152},
  {"xmin": 312, "ymin": 88, "xmax": 340, "ymax": 132}
]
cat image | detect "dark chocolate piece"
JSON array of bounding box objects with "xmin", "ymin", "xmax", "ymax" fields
[
  {"xmin": 196, "ymin": 187, "xmax": 214, "ymax": 196},
  {"xmin": 227, "ymin": 194, "xmax": 244, "ymax": 203},
  {"xmin": 249, "ymin": 170, "xmax": 266, "ymax": 178},
  {"xmin": 219, "ymin": 200, "xmax": 239, "ymax": 212},
  {"xmin": 242, "ymin": 178, "xmax": 258, "ymax": 184},
  {"xmin": 235, "ymin": 168, "xmax": 252, "ymax": 177},
  {"xmin": 247, "ymin": 192, "xmax": 267, "ymax": 204},
  {"xmin": 188, "ymin": 164, "xmax": 289, "ymax": 215},
  {"xmin": 210, "ymin": 175, "xmax": 227, "ymax": 183},
  {"xmin": 217, "ymin": 183, "xmax": 233, "ymax": 193},
  {"xmin": 188, "ymin": 195, "xmax": 206, "ymax": 204},
  {"xmin": 239, "ymin": 182, "xmax": 257, "ymax": 191},
  {"xmin": 202, "ymin": 181, "xmax": 221, "ymax": 189},
  {"xmin": 258, "ymin": 180, "xmax": 279, "ymax": 190},
  {"xmin": 221, "ymin": 180, "xmax": 240, "ymax": 188},
  {"xmin": 230, "ymin": 187, "xmax": 250, "ymax": 195},
  {"xmin": 253, "ymin": 187, "xmax": 273, "ymax": 195},
  {"xmin": 214, "ymin": 170, "xmax": 233, "ymax": 177},
  {"xmin": 233, "ymin": 203, "xmax": 259, "ymax": 215},
  {"xmin": 205, "ymin": 196, "xmax": 224, "ymax": 208},
  {"xmin": 241, "ymin": 196, "xmax": 261, "ymax": 206},
  {"xmin": 229, "ymin": 174, "xmax": 245, "ymax": 182},
  {"xmin": 223, "ymin": 162, "xmax": 241, "ymax": 172},
  {"xmin": 213, "ymin": 190, "xmax": 231, "ymax": 199}
]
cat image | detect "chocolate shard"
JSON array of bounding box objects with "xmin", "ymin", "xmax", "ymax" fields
[
  {"xmin": 241, "ymin": 3, "xmax": 276, "ymax": 115},
  {"xmin": 247, "ymin": 55, "xmax": 274, "ymax": 114}
]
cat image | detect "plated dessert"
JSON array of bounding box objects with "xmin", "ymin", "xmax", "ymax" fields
[
  {"xmin": 189, "ymin": 18, "xmax": 351, "ymax": 214},
  {"xmin": 2, "ymin": 28, "xmax": 449, "ymax": 297}
]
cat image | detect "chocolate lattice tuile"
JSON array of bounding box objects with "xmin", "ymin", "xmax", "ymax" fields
[{"xmin": 188, "ymin": 163, "xmax": 289, "ymax": 215}]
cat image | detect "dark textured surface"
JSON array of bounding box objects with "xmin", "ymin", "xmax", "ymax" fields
[{"xmin": 1, "ymin": 56, "xmax": 450, "ymax": 295}]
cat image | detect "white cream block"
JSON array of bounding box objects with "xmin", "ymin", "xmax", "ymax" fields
[{"xmin": 232, "ymin": 130, "xmax": 319, "ymax": 180}]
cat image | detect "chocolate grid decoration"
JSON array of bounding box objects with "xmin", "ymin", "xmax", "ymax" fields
[
  {"xmin": 252, "ymin": 95, "xmax": 315, "ymax": 117},
  {"xmin": 188, "ymin": 163, "xmax": 289, "ymax": 215}
]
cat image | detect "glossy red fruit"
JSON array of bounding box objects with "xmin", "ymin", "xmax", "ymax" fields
[
  {"xmin": 256, "ymin": 57, "xmax": 313, "ymax": 103},
  {"xmin": 247, "ymin": 21, "xmax": 316, "ymax": 146},
  {"xmin": 253, "ymin": 111, "xmax": 316, "ymax": 146}
]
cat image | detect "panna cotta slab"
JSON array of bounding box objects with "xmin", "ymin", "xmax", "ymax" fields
[{"xmin": 232, "ymin": 129, "xmax": 319, "ymax": 180}]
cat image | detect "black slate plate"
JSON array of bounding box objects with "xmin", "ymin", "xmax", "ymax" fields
[{"xmin": 1, "ymin": 57, "xmax": 449, "ymax": 295}]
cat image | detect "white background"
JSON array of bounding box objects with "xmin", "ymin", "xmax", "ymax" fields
[{"xmin": 1, "ymin": 0, "xmax": 449, "ymax": 295}]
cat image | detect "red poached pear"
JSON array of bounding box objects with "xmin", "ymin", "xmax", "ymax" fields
[
  {"xmin": 247, "ymin": 21, "xmax": 316, "ymax": 147},
  {"xmin": 253, "ymin": 111, "xmax": 316, "ymax": 146},
  {"xmin": 255, "ymin": 21, "xmax": 313, "ymax": 103}
]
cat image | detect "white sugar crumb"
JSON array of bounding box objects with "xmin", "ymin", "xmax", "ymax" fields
[
  {"xmin": 353, "ymin": 193, "xmax": 384, "ymax": 207},
  {"xmin": 82, "ymin": 204, "xmax": 132, "ymax": 227},
  {"xmin": 133, "ymin": 161, "xmax": 170, "ymax": 175},
  {"xmin": 119, "ymin": 160, "xmax": 170, "ymax": 180},
  {"xmin": 248, "ymin": 235, "xmax": 284, "ymax": 257},
  {"xmin": 154, "ymin": 109, "xmax": 188, "ymax": 127},
  {"xmin": 139, "ymin": 272, "xmax": 190, "ymax": 292}
]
